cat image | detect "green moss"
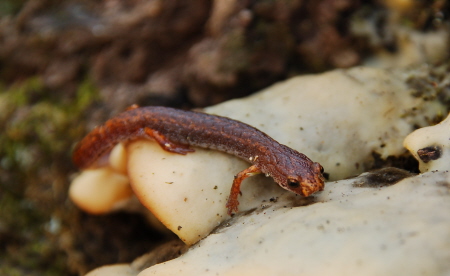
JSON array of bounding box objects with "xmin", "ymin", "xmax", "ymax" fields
[
  {"xmin": 0, "ymin": 191, "xmax": 67, "ymax": 276},
  {"xmin": 74, "ymin": 77, "xmax": 100, "ymax": 113},
  {"xmin": 0, "ymin": 0, "xmax": 27, "ymax": 16},
  {"xmin": 0, "ymin": 77, "xmax": 99, "ymax": 170},
  {"xmin": 0, "ymin": 76, "xmax": 99, "ymax": 275}
]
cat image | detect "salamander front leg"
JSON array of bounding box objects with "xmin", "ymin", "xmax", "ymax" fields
[
  {"xmin": 143, "ymin": 127, "xmax": 195, "ymax": 154},
  {"xmin": 226, "ymin": 165, "xmax": 262, "ymax": 216}
]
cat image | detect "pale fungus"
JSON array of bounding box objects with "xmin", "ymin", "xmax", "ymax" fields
[{"xmin": 404, "ymin": 113, "xmax": 450, "ymax": 172}]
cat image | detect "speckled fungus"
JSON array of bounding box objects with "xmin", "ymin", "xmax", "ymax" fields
[
  {"xmin": 404, "ymin": 113, "xmax": 450, "ymax": 172},
  {"xmin": 126, "ymin": 140, "xmax": 285, "ymax": 245},
  {"xmin": 138, "ymin": 170, "xmax": 450, "ymax": 276}
]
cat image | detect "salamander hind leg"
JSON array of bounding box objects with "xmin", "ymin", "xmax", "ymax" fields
[
  {"xmin": 226, "ymin": 165, "xmax": 262, "ymax": 216},
  {"xmin": 143, "ymin": 127, "xmax": 195, "ymax": 155}
]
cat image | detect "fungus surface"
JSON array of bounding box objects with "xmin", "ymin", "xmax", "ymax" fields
[{"xmin": 404, "ymin": 113, "xmax": 450, "ymax": 172}]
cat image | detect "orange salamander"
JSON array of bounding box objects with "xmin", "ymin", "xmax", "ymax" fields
[{"xmin": 72, "ymin": 106, "xmax": 325, "ymax": 215}]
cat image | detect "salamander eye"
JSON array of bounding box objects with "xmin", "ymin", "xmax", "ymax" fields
[
  {"xmin": 288, "ymin": 180, "xmax": 300, "ymax": 188},
  {"xmin": 314, "ymin": 162, "xmax": 324, "ymax": 174}
]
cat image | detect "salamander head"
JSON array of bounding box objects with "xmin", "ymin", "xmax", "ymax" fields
[
  {"xmin": 266, "ymin": 147, "xmax": 325, "ymax": 197},
  {"xmin": 282, "ymin": 162, "xmax": 325, "ymax": 196}
]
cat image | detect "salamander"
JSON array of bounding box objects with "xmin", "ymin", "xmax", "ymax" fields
[{"xmin": 72, "ymin": 106, "xmax": 325, "ymax": 215}]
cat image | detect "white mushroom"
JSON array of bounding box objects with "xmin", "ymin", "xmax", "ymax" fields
[
  {"xmin": 404, "ymin": 113, "xmax": 450, "ymax": 172},
  {"xmin": 69, "ymin": 167, "xmax": 133, "ymax": 214},
  {"xmin": 69, "ymin": 143, "xmax": 133, "ymax": 214}
]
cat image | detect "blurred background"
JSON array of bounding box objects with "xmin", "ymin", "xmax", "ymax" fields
[{"xmin": 0, "ymin": 0, "xmax": 448, "ymax": 275}]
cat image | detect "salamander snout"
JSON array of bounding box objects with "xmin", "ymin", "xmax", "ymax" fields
[{"xmin": 284, "ymin": 162, "xmax": 325, "ymax": 197}]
